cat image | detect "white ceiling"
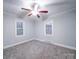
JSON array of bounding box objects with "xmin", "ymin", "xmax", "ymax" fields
[{"xmin": 3, "ymin": 0, "xmax": 76, "ymax": 20}]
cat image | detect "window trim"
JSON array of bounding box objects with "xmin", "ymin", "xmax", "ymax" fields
[
  {"xmin": 15, "ymin": 20, "xmax": 24, "ymax": 37},
  {"xmin": 44, "ymin": 22, "xmax": 53, "ymax": 36}
]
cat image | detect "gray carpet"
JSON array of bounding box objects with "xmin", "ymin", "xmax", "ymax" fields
[{"xmin": 3, "ymin": 40, "xmax": 76, "ymax": 59}]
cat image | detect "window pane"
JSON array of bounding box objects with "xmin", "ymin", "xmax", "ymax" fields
[
  {"xmin": 17, "ymin": 29, "xmax": 23, "ymax": 35},
  {"xmin": 46, "ymin": 24, "xmax": 52, "ymax": 35},
  {"xmin": 17, "ymin": 22, "xmax": 23, "ymax": 29}
]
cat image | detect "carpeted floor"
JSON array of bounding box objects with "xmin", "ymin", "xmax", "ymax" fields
[{"xmin": 3, "ymin": 40, "xmax": 76, "ymax": 59}]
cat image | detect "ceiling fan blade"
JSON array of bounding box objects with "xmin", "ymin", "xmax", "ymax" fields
[
  {"xmin": 27, "ymin": 13, "xmax": 32, "ymax": 16},
  {"xmin": 39, "ymin": 10, "xmax": 48, "ymax": 13},
  {"xmin": 37, "ymin": 14, "xmax": 40, "ymax": 18},
  {"xmin": 17, "ymin": 10, "xmax": 28, "ymax": 18},
  {"xmin": 21, "ymin": 8, "xmax": 32, "ymax": 11}
]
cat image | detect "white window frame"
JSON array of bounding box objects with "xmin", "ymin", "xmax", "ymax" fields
[
  {"xmin": 44, "ymin": 21, "xmax": 53, "ymax": 36},
  {"xmin": 15, "ymin": 20, "xmax": 24, "ymax": 37}
]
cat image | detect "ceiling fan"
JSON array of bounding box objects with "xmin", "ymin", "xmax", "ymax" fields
[{"xmin": 21, "ymin": 3, "xmax": 48, "ymax": 18}]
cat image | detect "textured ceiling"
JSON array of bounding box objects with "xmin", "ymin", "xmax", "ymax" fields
[{"xmin": 3, "ymin": 0, "xmax": 76, "ymax": 20}]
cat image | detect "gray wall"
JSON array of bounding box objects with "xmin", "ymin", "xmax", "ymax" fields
[
  {"xmin": 3, "ymin": 10, "xmax": 76, "ymax": 49},
  {"xmin": 35, "ymin": 11, "xmax": 76, "ymax": 48},
  {"xmin": 3, "ymin": 12, "xmax": 35, "ymax": 47}
]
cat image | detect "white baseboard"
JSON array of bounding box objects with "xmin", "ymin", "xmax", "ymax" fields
[
  {"xmin": 3, "ymin": 38, "xmax": 34, "ymax": 49},
  {"xmin": 3, "ymin": 38, "xmax": 76, "ymax": 50},
  {"xmin": 52, "ymin": 42, "xmax": 76, "ymax": 50},
  {"xmin": 36, "ymin": 39, "xmax": 76, "ymax": 50}
]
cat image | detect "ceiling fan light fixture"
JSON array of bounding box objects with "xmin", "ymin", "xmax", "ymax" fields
[
  {"xmin": 31, "ymin": 3, "xmax": 39, "ymax": 16},
  {"xmin": 31, "ymin": 10, "xmax": 38, "ymax": 16}
]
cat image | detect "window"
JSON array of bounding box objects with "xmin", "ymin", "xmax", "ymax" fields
[
  {"xmin": 44, "ymin": 22, "xmax": 53, "ymax": 36},
  {"xmin": 46, "ymin": 24, "xmax": 52, "ymax": 35},
  {"xmin": 16, "ymin": 21, "xmax": 24, "ymax": 36}
]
